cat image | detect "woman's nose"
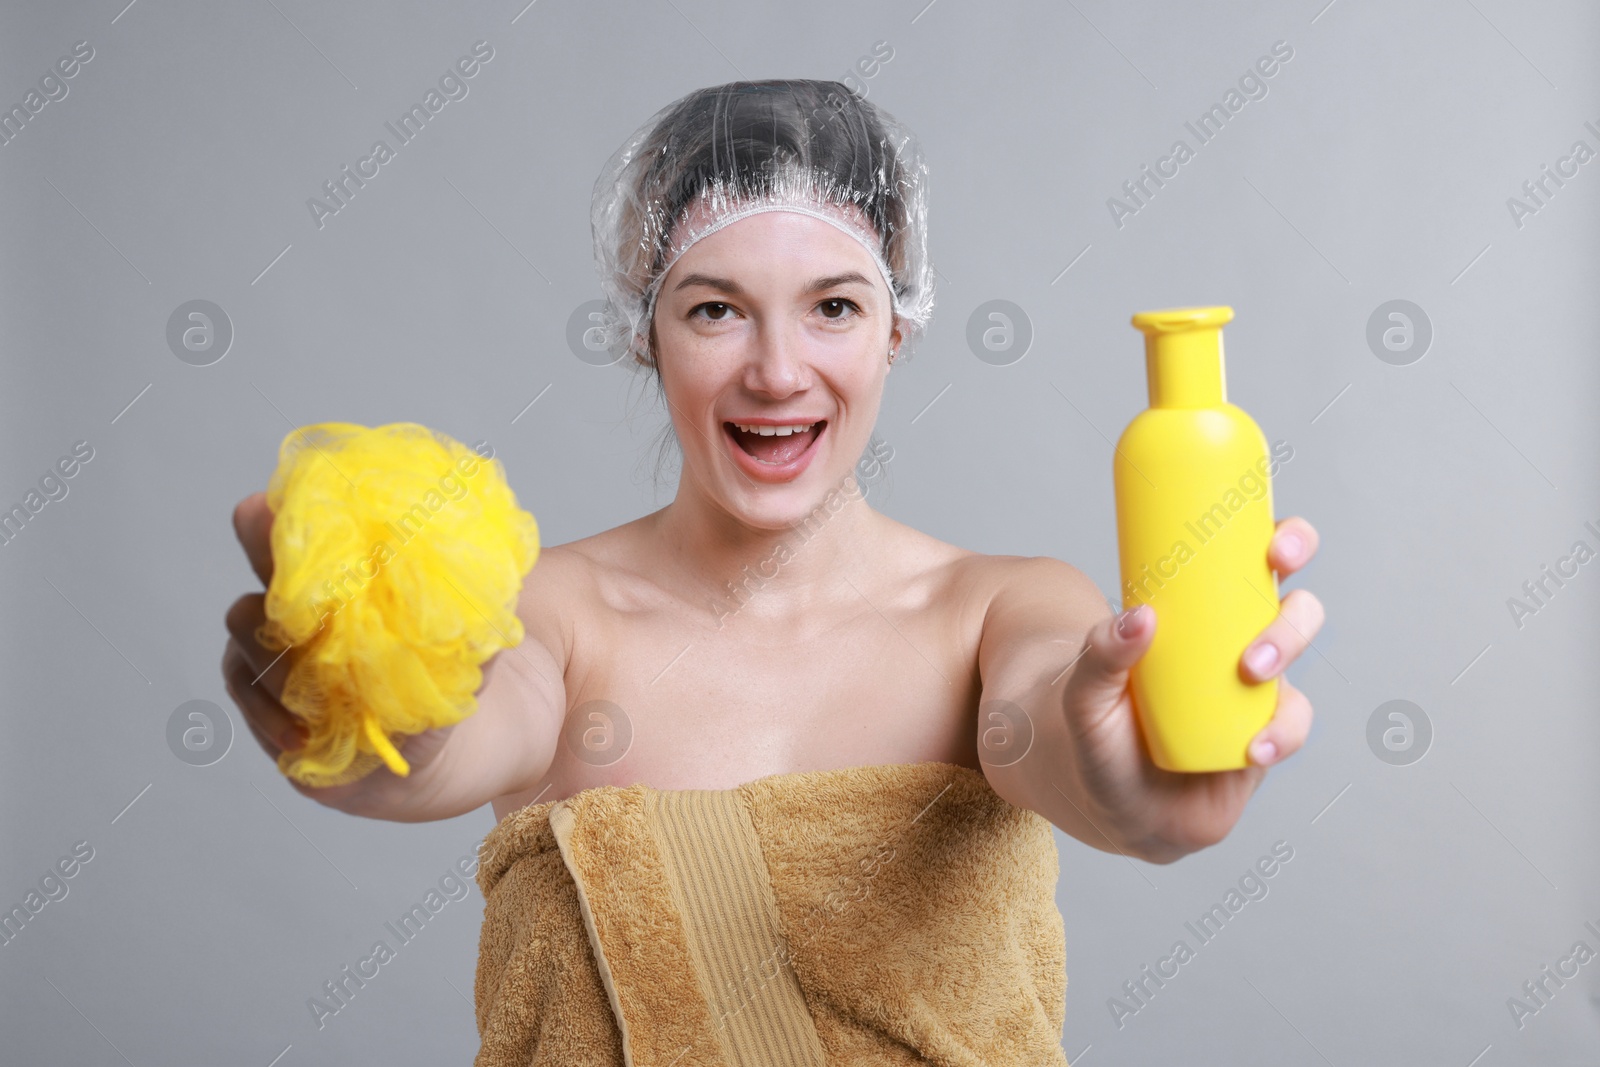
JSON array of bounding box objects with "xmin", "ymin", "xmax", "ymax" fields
[{"xmin": 745, "ymin": 321, "xmax": 807, "ymax": 395}]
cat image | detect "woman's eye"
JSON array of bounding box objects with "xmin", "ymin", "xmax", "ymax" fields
[
  {"xmin": 818, "ymin": 298, "xmax": 861, "ymax": 321},
  {"xmin": 692, "ymin": 302, "xmax": 734, "ymax": 321}
]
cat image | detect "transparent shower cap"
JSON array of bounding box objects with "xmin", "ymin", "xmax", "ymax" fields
[{"xmin": 589, "ymin": 79, "xmax": 935, "ymax": 370}]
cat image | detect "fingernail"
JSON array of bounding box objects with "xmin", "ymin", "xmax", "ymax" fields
[
  {"xmin": 1252, "ymin": 738, "xmax": 1279, "ymax": 765},
  {"xmin": 1117, "ymin": 604, "xmax": 1144, "ymax": 637},
  {"xmin": 1244, "ymin": 642, "xmax": 1279, "ymax": 676},
  {"xmin": 1280, "ymin": 532, "xmax": 1304, "ymax": 560}
]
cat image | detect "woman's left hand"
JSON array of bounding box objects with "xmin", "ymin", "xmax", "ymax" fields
[
  {"xmin": 1234, "ymin": 517, "xmax": 1324, "ymax": 767},
  {"xmin": 1057, "ymin": 516, "xmax": 1324, "ymax": 863}
]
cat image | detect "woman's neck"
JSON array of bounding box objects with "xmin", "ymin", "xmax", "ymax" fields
[{"xmin": 648, "ymin": 476, "xmax": 883, "ymax": 628}]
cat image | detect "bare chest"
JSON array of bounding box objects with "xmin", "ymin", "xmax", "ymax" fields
[{"xmin": 490, "ymin": 564, "xmax": 989, "ymax": 820}]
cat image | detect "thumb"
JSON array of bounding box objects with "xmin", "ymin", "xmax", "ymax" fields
[{"xmin": 1064, "ymin": 603, "xmax": 1154, "ymax": 714}]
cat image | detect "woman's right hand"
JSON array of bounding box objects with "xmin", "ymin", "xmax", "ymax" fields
[{"xmin": 222, "ymin": 491, "xmax": 456, "ymax": 810}]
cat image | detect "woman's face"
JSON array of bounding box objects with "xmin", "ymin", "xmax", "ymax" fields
[{"xmin": 651, "ymin": 208, "xmax": 902, "ymax": 529}]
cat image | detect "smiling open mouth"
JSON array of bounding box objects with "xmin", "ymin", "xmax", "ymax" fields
[{"xmin": 723, "ymin": 420, "xmax": 827, "ymax": 466}]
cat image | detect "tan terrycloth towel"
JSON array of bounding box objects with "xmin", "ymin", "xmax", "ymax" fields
[{"xmin": 473, "ymin": 760, "xmax": 1068, "ymax": 1066}]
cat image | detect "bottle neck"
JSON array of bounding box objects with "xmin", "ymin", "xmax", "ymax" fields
[{"xmin": 1144, "ymin": 328, "xmax": 1226, "ymax": 408}]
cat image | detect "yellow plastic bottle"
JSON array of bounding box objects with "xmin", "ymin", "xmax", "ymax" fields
[{"xmin": 1113, "ymin": 306, "xmax": 1280, "ymax": 772}]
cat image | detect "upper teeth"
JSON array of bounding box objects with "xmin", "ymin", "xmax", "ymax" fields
[{"xmin": 733, "ymin": 422, "xmax": 815, "ymax": 436}]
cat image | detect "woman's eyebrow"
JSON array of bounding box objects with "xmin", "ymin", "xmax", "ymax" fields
[
  {"xmin": 671, "ymin": 271, "xmax": 875, "ymax": 296},
  {"xmin": 672, "ymin": 272, "xmax": 744, "ymax": 295},
  {"xmin": 802, "ymin": 271, "xmax": 875, "ymax": 293}
]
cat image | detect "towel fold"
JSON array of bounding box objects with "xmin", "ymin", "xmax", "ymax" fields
[{"xmin": 473, "ymin": 760, "xmax": 1068, "ymax": 1066}]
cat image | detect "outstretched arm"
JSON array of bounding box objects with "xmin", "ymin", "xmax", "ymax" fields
[
  {"xmin": 224, "ymin": 492, "xmax": 569, "ymax": 824},
  {"xmin": 975, "ymin": 519, "xmax": 1323, "ymax": 864}
]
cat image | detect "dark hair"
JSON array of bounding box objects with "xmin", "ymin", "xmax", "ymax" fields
[
  {"xmin": 598, "ymin": 79, "xmax": 930, "ymax": 491},
  {"xmin": 638, "ymin": 80, "xmax": 911, "ymax": 296},
  {"xmin": 620, "ymin": 78, "xmax": 922, "ymax": 379}
]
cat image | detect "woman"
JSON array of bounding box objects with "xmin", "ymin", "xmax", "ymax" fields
[{"xmin": 223, "ymin": 79, "xmax": 1323, "ymax": 1065}]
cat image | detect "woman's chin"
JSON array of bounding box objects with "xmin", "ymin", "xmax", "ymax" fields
[{"xmin": 720, "ymin": 467, "xmax": 860, "ymax": 529}]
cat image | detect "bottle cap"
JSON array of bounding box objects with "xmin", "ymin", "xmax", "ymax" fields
[{"xmin": 1131, "ymin": 305, "xmax": 1234, "ymax": 334}]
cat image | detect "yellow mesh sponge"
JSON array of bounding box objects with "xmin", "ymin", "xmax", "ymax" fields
[{"xmin": 253, "ymin": 422, "xmax": 540, "ymax": 788}]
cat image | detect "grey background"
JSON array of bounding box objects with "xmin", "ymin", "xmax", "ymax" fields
[{"xmin": 3, "ymin": 0, "xmax": 1597, "ymax": 1063}]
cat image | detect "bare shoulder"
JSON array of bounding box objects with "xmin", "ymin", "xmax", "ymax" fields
[
  {"xmin": 949, "ymin": 547, "xmax": 1110, "ymax": 630},
  {"xmin": 513, "ymin": 515, "xmax": 662, "ymax": 653},
  {"xmin": 855, "ymin": 510, "xmax": 1099, "ymax": 610},
  {"xmin": 511, "ymin": 539, "xmax": 602, "ymax": 671},
  {"xmin": 862, "ymin": 513, "xmax": 986, "ymax": 609}
]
